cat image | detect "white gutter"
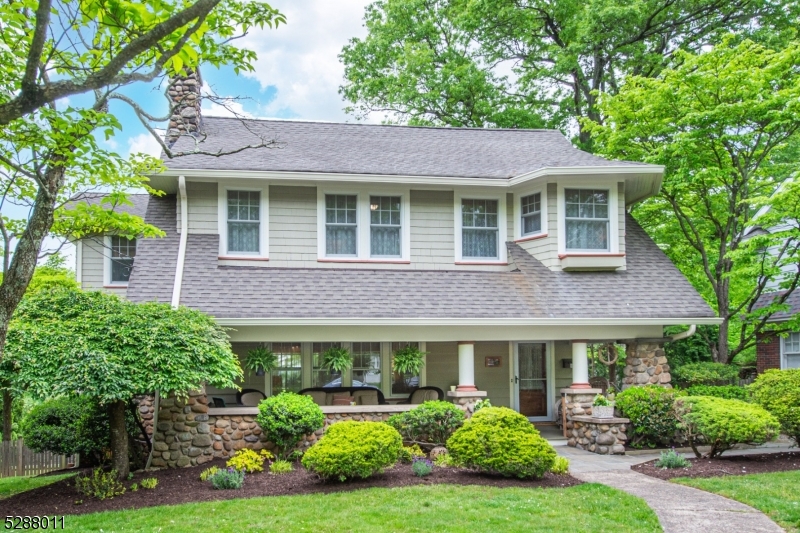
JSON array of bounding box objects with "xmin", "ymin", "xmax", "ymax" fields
[
  {"xmin": 215, "ymin": 317, "xmax": 722, "ymax": 327},
  {"xmin": 171, "ymin": 175, "xmax": 188, "ymax": 309},
  {"xmin": 669, "ymin": 324, "xmax": 697, "ymax": 342}
]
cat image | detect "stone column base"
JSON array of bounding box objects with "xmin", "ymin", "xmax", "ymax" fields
[
  {"xmin": 569, "ymin": 416, "xmax": 629, "ymax": 454},
  {"xmin": 447, "ymin": 390, "xmax": 487, "ymax": 418}
]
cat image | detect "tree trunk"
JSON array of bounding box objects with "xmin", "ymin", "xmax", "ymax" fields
[
  {"xmin": 108, "ymin": 400, "xmax": 129, "ymax": 479},
  {"xmin": 2, "ymin": 390, "xmax": 11, "ymax": 442}
]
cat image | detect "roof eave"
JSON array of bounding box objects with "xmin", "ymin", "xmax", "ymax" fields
[{"xmin": 214, "ymin": 316, "xmax": 721, "ymax": 327}]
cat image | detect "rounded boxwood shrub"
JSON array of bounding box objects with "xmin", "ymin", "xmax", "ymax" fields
[
  {"xmin": 446, "ymin": 407, "xmax": 556, "ymax": 479},
  {"xmin": 749, "ymin": 369, "xmax": 800, "ymax": 445},
  {"xmin": 256, "ymin": 392, "xmax": 324, "ymax": 458},
  {"xmin": 674, "ymin": 396, "xmax": 780, "ymax": 457},
  {"xmin": 686, "ymin": 385, "xmax": 749, "ymax": 402},
  {"xmin": 386, "ymin": 400, "xmax": 464, "ymax": 445},
  {"xmin": 302, "ymin": 421, "xmax": 403, "ymax": 481},
  {"xmin": 672, "ymin": 362, "xmax": 739, "ymax": 386},
  {"xmin": 615, "ymin": 386, "xmax": 684, "ymax": 448}
]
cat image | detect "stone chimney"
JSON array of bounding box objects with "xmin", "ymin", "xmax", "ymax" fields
[{"xmin": 166, "ymin": 68, "xmax": 203, "ymax": 147}]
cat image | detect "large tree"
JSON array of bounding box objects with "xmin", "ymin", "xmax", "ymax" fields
[
  {"xmin": 5, "ymin": 288, "xmax": 242, "ymax": 478},
  {"xmin": 340, "ymin": 0, "xmax": 793, "ymax": 147},
  {"xmin": 0, "ymin": 0, "xmax": 285, "ymax": 383},
  {"xmin": 589, "ymin": 38, "xmax": 800, "ymax": 363}
]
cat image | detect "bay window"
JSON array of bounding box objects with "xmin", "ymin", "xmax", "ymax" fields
[
  {"xmin": 564, "ymin": 189, "xmax": 609, "ymax": 251},
  {"xmin": 520, "ymin": 193, "xmax": 542, "ymax": 236}
]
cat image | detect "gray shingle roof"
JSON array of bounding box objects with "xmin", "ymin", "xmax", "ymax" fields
[
  {"xmin": 66, "ymin": 193, "xmax": 150, "ymax": 219},
  {"xmin": 753, "ymin": 290, "xmax": 800, "ymax": 322},
  {"xmin": 126, "ymin": 195, "xmax": 715, "ymax": 320},
  {"xmin": 163, "ymin": 117, "xmax": 646, "ymax": 179}
]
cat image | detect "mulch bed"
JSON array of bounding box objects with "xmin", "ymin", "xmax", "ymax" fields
[
  {"xmin": 633, "ymin": 450, "xmax": 800, "ymax": 481},
  {"xmin": 0, "ymin": 459, "xmax": 581, "ymax": 516}
]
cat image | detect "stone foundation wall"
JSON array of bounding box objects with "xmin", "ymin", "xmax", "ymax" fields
[
  {"xmin": 151, "ymin": 389, "xmax": 401, "ymax": 468},
  {"xmin": 623, "ymin": 342, "xmax": 671, "ymax": 388},
  {"xmin": 447, "ymin": 391, "xmax": 487, "ymax": 418},
  {"xmin": 570, "ymin": 416, "xmax": 628, "ymax": 454}
]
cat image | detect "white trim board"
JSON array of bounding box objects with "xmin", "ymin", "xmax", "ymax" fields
[{"xmin": 216, "ymin": 317, "xmax": 722, "ymax": 327}]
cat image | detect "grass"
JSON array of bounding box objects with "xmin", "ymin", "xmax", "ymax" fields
[
  {"xmin": 674, "ymin": 471, "xmax": 800, "ymax": 532},
  {"xmin": 0, "ymin": 473, "xmax": 75, "ymax": 499},
  {"xmin": 62, "ymin": 484, "xmax": 661, "ymax": 532}
]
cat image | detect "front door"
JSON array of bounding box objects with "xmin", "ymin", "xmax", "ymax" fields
[{"xmin": 517, "ymin": 343, "xmax": 548, "ymax": 418}]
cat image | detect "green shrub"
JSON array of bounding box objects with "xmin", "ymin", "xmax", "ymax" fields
[
  {"xmin": 75, "ymin": 469, "xmax": 125, "ymax": 500},
  {"xmin": 615, "ymin": 386, "xmax": 684, "ymax": 448},
  {"xmin": 269, "ymin": 459, "xmax": 293, "ymax": 475},
  {"xmin": 302, "ymin": 421, "xmax": 403, "ymax": 481},
  {"xmin": 256, "ymin": 392, "xmax": 324, "ymax": 458},
  {"xmin": 386, "ymin": 401, "xmax": 464, "ymax": 446},
  {"xmin": 398, "ymin": 444, "xmax": 426, "ymax": 463},
  {"xmin": 226, "ymin": 448, "xmax": 273, "ymax": 473},
  {"xmin": 654, "ymin": 449, "xmax": 690, "ymax": 469},
  {"xmin": 140, "ymin": 477, "xmax": 158, "ymax": 489},
  {"xmin": 209, "ymin": 467, "xmax": 245, "ymax": 490},
  {"xmin": 199, "ymin": 466, "xmax": 219, "ymax": 481},
  {"xmin": 473, "ymin": 398, "xmax": 492, "ymax": 412},
  {"xmin": 446, "ymin": 407, "xmax": 556, "ymax": 479},
  {"xmin": 550, "ymin": 456, "xmax": 570, "ymax": 475},
  {"xmin": 673, "ymin": 362, "xmax": 740, "ymax": 386},
  {"xmin": 130, "ymin": 483, "xmax": 138, "ymax": 492},
  {"xmin": 686, "ymin": 385, "xmax": 749, "ymax": 401},
  {"xmin": 411, "ymin": 457, "xmax": 433, "ymax": 477},
  {"xmin": 675, "ymin": 396, "xmax": 780, "ymax": 457},
  {"xmin": 749, "ymin": 369, "xmax": 800, "ymax": 445},
  {"xmin": 433, "ymin": 453, "xmax": 457, "ymax": 467}
]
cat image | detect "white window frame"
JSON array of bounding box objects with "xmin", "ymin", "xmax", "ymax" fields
[
  {"xmin": 454, "ymin": 190, "xmax": 508, "ymax": 264},
  {"xmin": 217, "ymin": 182, "xmax": 269, "ymax": 259},
  {"xmin": 513, "ymin": 185, "xmax": 548, "ymax": 241},
  {"xmin": 317, "ymin": 186, "xmax": 410, "ymax": 262},
  {"xmin": 103, "ymin": 235, "xmax": 136, "ymax": 287},
  {"xmin": 556, "ymin": 181, "xmax": 620, "ymax": 256},
  {"xmin": 782, "ymin": 331, "xmax": 800, "ymax": 369}
]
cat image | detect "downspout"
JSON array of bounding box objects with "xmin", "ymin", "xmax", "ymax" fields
[
  {"xmin": 146, "ymin": 176, "xmax": 187, "ymax": 470},
  {"xmin": 669, "ymin": 324, "xmax": 697, "ymax": 342}
]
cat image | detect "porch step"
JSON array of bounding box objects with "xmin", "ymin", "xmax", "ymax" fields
[{"xmin": 534, "ymin": 424, "xmax": 568, "ymax": 446}]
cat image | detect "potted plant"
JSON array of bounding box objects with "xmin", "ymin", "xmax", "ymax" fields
[
  {"xmin": 245, "ymin": 346, "xmax": 278, "ymax": 377},
  {"xmin": 392, "ymin": 345, "xmax": 426, "ymax": 376},
  {"xmin": 592, "ymin": 394, "xmax": 615, "ymax": 419},
  {"xmin": 323, "ymin": 346, "xmax": 353, "ymax": 373}
]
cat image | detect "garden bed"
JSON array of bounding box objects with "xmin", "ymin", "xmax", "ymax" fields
[
  {"xmin": 632, "ymin": 450, "xmax": 800, "ymax": 481},
  {"xmin": 0, "ymin": 459, "xmax": 580, "ymax": 517}
]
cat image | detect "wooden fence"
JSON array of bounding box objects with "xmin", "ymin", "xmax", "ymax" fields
[{"xmin": 0, "ymin": 440, "xmax": 77, "ymax": 477}]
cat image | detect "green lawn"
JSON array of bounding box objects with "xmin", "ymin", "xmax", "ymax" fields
[
  {"xmin": 0, "ymin": 473, "xmax": 75, "ymax": 499},
  {"xmin": 63, "ymin": 484, "xmax": 660, "ymax": 533},
  {"xmin": 675, "ymin": 471, "xmax": 800, "ymax": 533}
]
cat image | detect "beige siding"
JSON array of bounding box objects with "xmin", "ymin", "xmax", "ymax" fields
[
  {"xmin": 518, "ymin": 183, "xmax": 560, "ymax": 269},
  {"xmin": 269, "ymin": 185, "xmax": 317, "ymax": 264},
  {"xmin": 410, "ymin": 190, "xmax": 455, "ymax": 269},
  {"xmin": 474, "ymin": 342, "xmax": 511, "ymax": 407},
  {"xmin": 618, "ymin": 181, "xmax": 627, "ymax": 269},
  {"xmin": 506, "ymin": 192, "xmax": 514, "ymax": 241},
  {"xmin": 79, "ymin": 238, "xmax": 127, "ymax": 298},
  {"xmin": 424, "ymin": 342, "xmax": 459, "ymax": 393},
  {"xmin": 553, "ymin": 341, "xmax": 573, "ymax": 391},
  {"xmin": 177, "ymin": 181, "xmax": 218, "ymax": 234}
]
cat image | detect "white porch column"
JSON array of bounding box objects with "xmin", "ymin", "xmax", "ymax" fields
[
  {"xmin": 571, "ymin": 341, "xmax": 591, "ymax": 389},
  {"xmin": 456, "ymin": 341, "xmax": 477, "ymax": 392}
]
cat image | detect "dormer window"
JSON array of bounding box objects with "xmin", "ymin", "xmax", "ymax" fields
[
  {"xmin": 564, "ymin": 189, "xmax": 609, "ymax": 251},
  {"xmin": 520, "ymin": 193, "xmax": 542, "ymax": 236}
]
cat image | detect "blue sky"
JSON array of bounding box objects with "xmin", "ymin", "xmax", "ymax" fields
[{"xmin": 4, "ymin": 0, "xmax": 374, "ymax": 265}]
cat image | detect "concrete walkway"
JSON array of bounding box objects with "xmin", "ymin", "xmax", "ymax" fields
[{"xmin": 557, "ymin": 446, "xmax": 785, "ymax": 533}]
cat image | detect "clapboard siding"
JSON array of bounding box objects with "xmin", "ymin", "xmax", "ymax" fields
[
  {"xmin": 474, "ymin": 342, "xmax": 511, "ymax": 407},
  {"xmin": 176, "ymin": 181, "xmax": 218, "ymax": 234},
  {"xmin": 410, "ymin": 190, "xmax": 455, "ymax": 269},
  {"xmin": 618, "ymin": 181, "xmax": 627, "ymax": 268},
  {"xmin": 269, "ymin": 185, "xmax": 317, "ymax": 264},
  {"xmin": 79, "ymin": 238, "xmax": 127, "ymax": 298}
]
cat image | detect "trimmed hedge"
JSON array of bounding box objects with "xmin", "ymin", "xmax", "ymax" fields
[
  {"xmin": 446, "ymin": 407, "xmax": 556, "ymax": 479},
  {"xmin": 685, "ymin": 385, "xmax": 749, "ymax": 402},
  {"xmin": 674, "ymin": 396, "xmax": 780, "ymax": 457},
  {"xmin": 386, "ymin": 401, "xmax": 464, "ymax": 445},
  {"xmin": 256, "ymin": 392, "xmax": 324, "ymax": 458},
  {"xmin": 672, "ymin": 362, "xmax": 739, "ymax": 386},
  {"xmin": 615, "ymin": 386, "xmax": 684, "ymax": 447},
  {"xmin": 749, "ymin": 369, "xmax": 800, "ymax": 445},
  {"xmin": 302, "ymin": 421, "xmax": 402, "ymax": 481}
]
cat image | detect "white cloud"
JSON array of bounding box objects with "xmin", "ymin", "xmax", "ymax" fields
[
  {"xmin": 237, "ymin": 0, "xmax": 373, "ymax": 122},
  {"xmin": 201, "ymin": 82, "xmax": 256, "ymax": 118},
  {"xmin": 127, "ymin": 132, "xmax": 163, "ymax": 157}
]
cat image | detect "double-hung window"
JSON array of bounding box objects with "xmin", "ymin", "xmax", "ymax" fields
[
  {"xmin": 312, "ymin": 342, "xmax": 342, "ymax": 387},
  {"xmin": 272, "ymin": 342, "xmax": 302, "ymax": 393},
  {"xmin": 227, "ymin": 190, "xmax": 260, "ymax": 254},
  {"xmin": 325, "ymin": 194, "xmax": 358, "ymax": 256},
  {"xmin": 564, "ymin": 189, "xmax": 609, "ymax": 251},
  {"xmin": 461, "ymin": 199, "xmax": 499, "ymax": 259},
  {"xmin": 351, "ymin": 342, "xmax": 382, "ymax": 388},
  {"xmin": 520, "ymin": 193, "xmax": 542, "ymax": 236},
  {"xmin": 370, "ymin": 196, "xmax": 401, "ymax": 257},
  {"xmin": 785, "ymin": 332, "xmax": 800, "ymax": 369},
  {"xmin": 109, "ymin": 236, "xmax": 136, "ymax": 284}
]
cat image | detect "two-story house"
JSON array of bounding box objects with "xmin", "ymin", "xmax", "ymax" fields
[{"xmin": 73, "ymin": 75, "xmax": 717, "ymax": 425}]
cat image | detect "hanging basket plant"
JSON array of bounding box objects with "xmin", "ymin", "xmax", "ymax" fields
[
  {"xmin": 323, "ymin": 346, "xmax": 353, "ymax": 373},
  {"xmin": 393, "ymin": 345, "xmax": 426, "ymax": 376},
  {"xmin": 245, "ymin": 346, "xmax": 278, "ymax": 376}
]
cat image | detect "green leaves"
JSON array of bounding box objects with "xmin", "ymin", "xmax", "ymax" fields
[{"xmin": 322, "ymin": 346, "xmax": 353, "ymax": 373}]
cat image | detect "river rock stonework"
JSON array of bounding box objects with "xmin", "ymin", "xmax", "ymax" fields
[
  {"xmin": 623, "ymin": 342, "xmax": 671, "ymax": 388},
  {"xmin": 570, "ymin": 416, "xmax": 628, "ymax": 454}
]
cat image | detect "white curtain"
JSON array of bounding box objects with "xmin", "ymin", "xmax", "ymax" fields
[
  {"xmin": 227, "ymin": 191, "xmax": 260, "ymax": 253},
  {"xmin": 462, "ymin": 199, "xmax": 499, "ymax": 258}
]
